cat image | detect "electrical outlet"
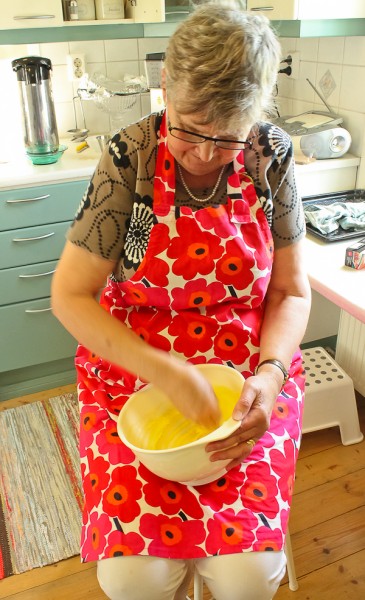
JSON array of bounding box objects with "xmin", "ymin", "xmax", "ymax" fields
[
  {"xmin": 67, "ymin": 54, "xmax": 86, "ymax": 82},
  {"xmin": 288, "ymin": 52, "xmax": 300, "ymax": 80}
]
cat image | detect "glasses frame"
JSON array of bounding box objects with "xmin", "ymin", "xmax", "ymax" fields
[{"xmin": 167, "ymin": 120, "xmax": 253, "ymax": 151}]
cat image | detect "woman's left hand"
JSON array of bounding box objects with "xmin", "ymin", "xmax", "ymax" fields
[{"xmin": 205, "ymin": 372, "xmax": 282, "ymax": 469}]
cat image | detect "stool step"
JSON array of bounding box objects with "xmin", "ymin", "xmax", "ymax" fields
[{"xmin": 302, "ymin": 347, "xmax": 363, "ymax": 445}]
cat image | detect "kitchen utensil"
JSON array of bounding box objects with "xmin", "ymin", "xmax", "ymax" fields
[
  {"xmin": 12, "ymin": 56, "xmax": 60, "ymax": 158},
  {"xmin": 77, "ymin": 73, "xmax": 147, "ymax": 131},
  {"xmin": 83, "ymin": 134, "xmax": 111, "ymax": 153},
  {"xmin": 117, "ymin": 364, "xmax": 244, "ymax": 486},
  {"xmin": 68, "ymin": 95, "xmax": 89, "ymax": 139}
]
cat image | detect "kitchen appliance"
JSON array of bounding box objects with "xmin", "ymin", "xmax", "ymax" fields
[
  {"xmin": 275, "ymin": 78, "xmax": 352, "ymax": 159},
  {"xmin": 144, "ymin": 52, "xmax": 165, "ymax": 112},
  {"xmin": 275, "ymin": 110, "xmax": 352, "ymax": 159},
  {"xmin": 12, "ymin": 56, "xmax": 61, "ymax": 164}
]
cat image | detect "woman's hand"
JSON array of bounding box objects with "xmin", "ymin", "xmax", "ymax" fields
[
  {"xmin": 162, "ymin": 362, "xmax": 222, "ymax": 430},
  {"xmin": 205, "ymin": 371, "xmax": 282, "ymax": 469}
]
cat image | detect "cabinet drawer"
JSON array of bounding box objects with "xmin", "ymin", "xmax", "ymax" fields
[
  {"xmin": 0, "ymin": 222, "xmax": 70, "ymax": 269},
  {"xmin": 0, "ymin": 180, "xmax": 87, "ymax": 231},
  {"xmin": 0, "ymin": 298, "xmax": 77, "ymax": 373},
  {"xmin": 247, "ymin": 1, "xmax": 297, "ymax": 19},
  {"xmin": 0, "ymin": 260, "xmax": 57, "ymax": 306},
  {"xmin": 0, "ymin": 1, "xmax": 63, "ymax": 30}
]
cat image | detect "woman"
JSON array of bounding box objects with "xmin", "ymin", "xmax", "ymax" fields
[{"xmin": 52, "ymin": 2, "xmax": 311, "ymax": 599}]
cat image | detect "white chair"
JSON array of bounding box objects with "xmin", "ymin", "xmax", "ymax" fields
[
  {"xmin": 302, "ymin": 346, "xmax": 363, "ymax": 445},
  {"xmin": 191, "ymin": 528, "xmax": 298, "ymax": 599}
]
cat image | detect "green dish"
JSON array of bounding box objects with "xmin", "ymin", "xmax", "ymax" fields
[{"xmin": 27, "ymin": 145, "xmax": 68, "ymax": 165}]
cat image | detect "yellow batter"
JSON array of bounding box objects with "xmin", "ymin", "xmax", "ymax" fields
[{"xmin": 141, "ymin": 385, "xmax": 239, "ymax": 450}]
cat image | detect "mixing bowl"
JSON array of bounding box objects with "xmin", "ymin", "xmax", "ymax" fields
[{"xmin": 117, "ymin": 364, "xmax": 244, "ymax": 486}]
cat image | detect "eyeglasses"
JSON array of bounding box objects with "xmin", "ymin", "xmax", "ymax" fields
[{"xmin": 167, "ymin": 120, "xmax": 252, "ymax": 151}]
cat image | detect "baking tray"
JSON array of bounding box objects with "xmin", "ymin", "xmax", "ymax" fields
[{"xmin": 302, "ymin": 189, "xmax": 365, "ymax": 243}]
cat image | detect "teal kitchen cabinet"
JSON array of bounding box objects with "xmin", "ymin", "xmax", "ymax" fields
[{"xmin": 0, "ymin": 179, "xmax": 87, "ymax": 400}]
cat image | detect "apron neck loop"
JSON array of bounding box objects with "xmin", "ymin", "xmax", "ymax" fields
[{"xmin": 153, "ymin": 111, "xmax": 176, "ymax": 217}]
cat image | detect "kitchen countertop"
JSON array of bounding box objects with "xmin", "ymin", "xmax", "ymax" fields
[
  {"xmin": 304, "ymin": 233, "xmax": 365, "ymax": 323},
  {"xmin": 0, "ymin": 145, "xmax": 360, "ymax": 190},
  {"xmin": 0, "ymin": 141, "xmax": 101, "ymax": 190}
]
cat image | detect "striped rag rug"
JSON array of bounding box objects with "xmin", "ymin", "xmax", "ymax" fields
[{"xmin": 0, "ymin": 393, "xmax": 82, "ymax": 579}]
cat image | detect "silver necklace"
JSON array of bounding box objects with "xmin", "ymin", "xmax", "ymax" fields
[{"xmin": 177, "ymin": 162, "xmax": 225, "ymax": 203}]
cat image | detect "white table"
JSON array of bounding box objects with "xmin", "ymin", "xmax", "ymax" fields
[{"xmin": 305, "ymin": 234, "xmax": 365, "ymax": 394}]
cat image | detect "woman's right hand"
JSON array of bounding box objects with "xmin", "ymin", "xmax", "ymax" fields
[{"xmin": 163, "ymin": 363, "xmax": 221, "ymax": 430}]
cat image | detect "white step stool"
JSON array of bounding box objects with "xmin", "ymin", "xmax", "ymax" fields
[{"xmin": 302, "ymin": 346, "xmax": 363, "ymax": 445}]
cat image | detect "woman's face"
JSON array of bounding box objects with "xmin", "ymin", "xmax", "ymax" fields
[{"xmin": 165, "ymin": 100, "xmax": 251, "ymax": 178}]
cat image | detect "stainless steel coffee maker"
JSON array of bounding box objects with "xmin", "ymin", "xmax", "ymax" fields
[{"xmin": 12, "ymin": 56, "xmax": 61, "ymax": 164}]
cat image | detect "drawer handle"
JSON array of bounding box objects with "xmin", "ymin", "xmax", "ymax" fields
[
  {"xmin": 19, "ymin": 269, "xmax": 56, "ymax": 279},
  {"xmin": 250, "ymin": 6, "xmax": 274, "ymax": 11},
  {"xmin": 25, "ymin": 307, "xmax": 52, "ymax": 313},
  {"xmin": 13, "ymin": 232, "xmax": 55, "ymax": 242},
  {"xmin": 6, "ymin": 194, "xmax": 50, "ymax": 204},
  {"xmin": 13, "ymin": 15, "xmax": 56, "ymax": 20}
]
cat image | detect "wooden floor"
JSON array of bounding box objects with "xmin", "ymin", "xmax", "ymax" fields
[{"xmin": 0, "ymin": 384, "xmax": 364, "ymax": 599}]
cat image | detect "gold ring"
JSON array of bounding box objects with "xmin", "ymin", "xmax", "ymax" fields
[{"xmin": 246, "ymin": 438, "xmax": 255, "ymax": 449}]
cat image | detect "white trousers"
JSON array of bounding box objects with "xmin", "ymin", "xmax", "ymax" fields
[{"xmin": 97, "ymin": 551, "xmax": 287, "ymax": 600}]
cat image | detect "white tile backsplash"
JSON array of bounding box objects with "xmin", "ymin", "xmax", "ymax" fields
[
  {"xmin": 69, "ymin": 40, "xmax": 106, "ymax": 63},
  {"xmin": 318, "ymin": 37, "xmax": 345, "ymax": 64},
  {"xmin": 2, "ymin": 33, "xmax": 365, "ymax": 173},
  {"xmin": 105, "ymin": 39, "xmax": 138, "ymax": 62}
]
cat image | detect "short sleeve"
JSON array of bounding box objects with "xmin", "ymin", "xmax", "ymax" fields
[
  {"xmin": 67, "ymin": 114, "xmax": 158, "ymax": 263},
  {"xmin": 245, "ymin": 122, "xmax": 306, "ymax": 248}
]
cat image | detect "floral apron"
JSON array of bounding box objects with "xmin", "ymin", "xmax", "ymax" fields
[{"xmin": 76, "ymin": 113, "xmax": 305, "ymax": 562}]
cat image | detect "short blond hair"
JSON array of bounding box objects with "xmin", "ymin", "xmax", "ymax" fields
[{"xmin": 164, "ymin": 0, "xmax": 280, "ymax": 131}]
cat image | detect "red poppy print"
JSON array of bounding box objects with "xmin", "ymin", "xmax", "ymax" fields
[
  {"xmin": 241, "ymin": 462, "xmax": 279, "ymax": 516},
  {"xmin": 270, "ymin": 395, "xmax": 299, "ymax": 440},
  {"xmin": 154, "ymin": 177, "xmax": 174, "ymax": 216},
  {"xmin": 269, "ymin": 438, "xmax": 297, "ymax": 504},
  {"xmin": 139, "ymin": 464, "xmax": 203, "ymax": 518},
  {"xmin": 102, "ymin": 466, "xmax": 142, "ymax": 522},
  {"xmin": 82, "ymin": 512, "xmax": 112, "ymax": 560},
  {"xmin": 205, "ymin": 508, "xmax": 257, "ymax": 555},
  {"xmin": 96, "ymin": 419, "xmax": 134, "ymax": 465},
  {"xmin": 156, "ymin": 144, "xmax": 175, "ymax": 190},
  {"xmin": 216, "ymin": 239, "xmax": 255, "ymax": 290},
  {"xmin": 198, "ymin": 468, "xmax": 245, "ymax": 511},
  {"xmin": 104, "ymin": 530, "xmax": 145, "ymax": 558},
  {"xmin": 140, "ymin": 514, "xmax": 206, "ymax": 558},
  {"xmin": 169, "ymin": 312, "xmax": 219, "ymax": 357},
  {"xmin": 253, "ymin": 526, "xmax": 283, "ymax": 551},
  {"xmin": 168, "ymin": 217, "xmax": 223, "ymax": 279},
  {"xmin": 80, "ymin": 405, "xmax": 105, "ymax": 449},
  {"xmin": 121, "ymin": 281, "xmax": 170, "ymax": 309},
  {"xmin": 214, "ymin": 321, "xmax": 250, "ymax": 364},
  {"xmin": 134, "ymin": 223, "xmax": 170, "ymax": 286},
  {"xmin": 128, "ymin": 307, "xmax": 172, "ymax": 352},
  {"xmin": 171, "ymin": 278, "xmax": 226, "ymax": 311},
  {"xmin": 75, "ymin": 114, "xmax": 304, "ymax": 563},
  {"xmin": 241, "ymin": 174, "xmax": 259, "ymax": 207},
  {"xmin": 83, "ymin": 450, "xmax": 110, "ymax": 510},
  {"xmin": 196, "ymin": 205, "xmax": 236, "ymax": 238}
]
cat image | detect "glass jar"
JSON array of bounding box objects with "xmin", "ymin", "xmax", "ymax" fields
[
  {"xmin": 78, "ymin": 0, "xmax": 96, "ymax": 20},
  {"xmin": 95, "ymin": 0, "xmax": 124, "ymax": 20}
]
